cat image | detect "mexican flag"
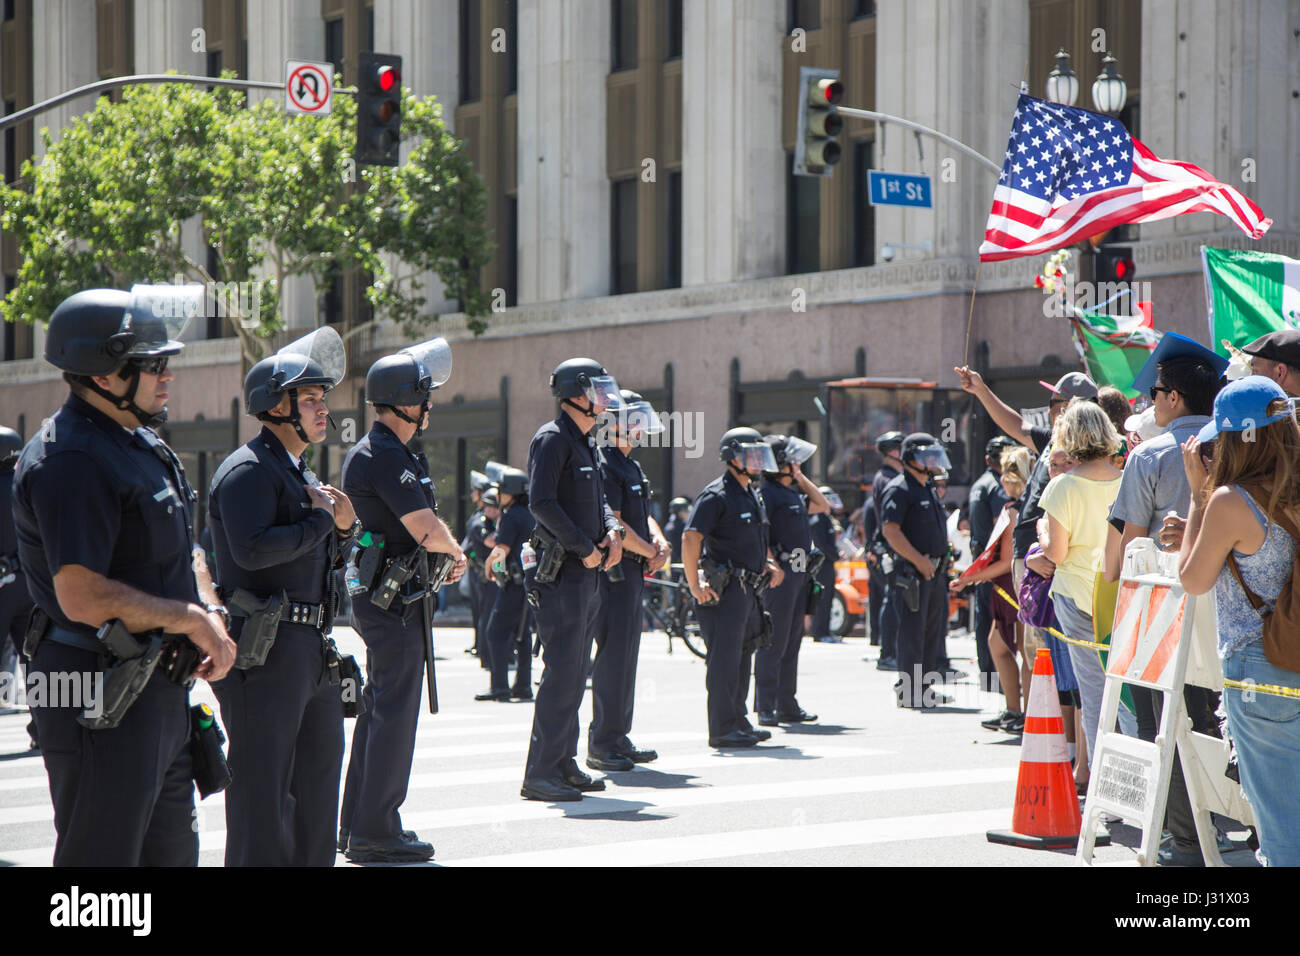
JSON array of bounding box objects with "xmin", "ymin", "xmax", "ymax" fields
[
  {"xmin": 1068, "ymin": 301, "xmax": 1160, "ymax": 399},
  {"xmin": 1202, "ymin": 247, "xmax": 1300, "ymax": 357}
]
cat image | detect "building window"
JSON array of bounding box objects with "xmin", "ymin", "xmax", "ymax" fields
[
  {"xmin": 459, "ymin": 0, "xmax": 482, "ymax": 103},
  {"xmin": 787, "ymin": 0, "xmax": 820, "ymax": 32},
  {"xmin": 324, "ymin": 17, "xmax": 344, "ymax": 78},
  {"xmin": 611, "ymin": 178, "xmax": 638, "ymax": 294},
  {"xmin": 3, "ymin": 100, "xmax": 15, "ymax": 184},
  {"xmin": 665, "ymin": 0, "xmax": 683, "ymax": 60},
  {"xmin": 364, "ymin": 4, "xmax": 374, "ymax": 52},
  {"xmin": 611, "ymin": 0, "xmax": 637, "ymax": 72},
  {"xmin": 665, "ymin": 171, "xmax": 682, "ymax": 288},
  {"xmin": 506, "ymin": 0, "xmax": 518, "ymax": 93},
  {"xmin": 852, "ymin": 141, "xmax": 875, "ymax": 267},
  {"xmin": 3, "ymin": 0, "xmax": 14, "ymax": 22},
  {"xmin": 206, "ymin": 50, "xmax": 222, "ymax": 77},
  {"xmin": 505, "ymin": 196, "xmax": 518, "ymax": 307},
  {"xmin": 852, "ymin": 0, "xmax": 876, "ymax": 18},
  {"xmin": 322, "ymin": 263, "xmax": 343, "ymax": 326},
  {"xmin": 786, "ymin": 153, "xmax": 819, "ymax": 275}
]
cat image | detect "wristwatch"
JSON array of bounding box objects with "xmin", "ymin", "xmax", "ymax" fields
[
  {"xmin": 204, "ymin": 603, "xmax": 231, "ymax": 631},
  {"xmin": 337, "ymin": 518, "xmax": 362, "ymax": 539},
  {"xmin": 609, "ymin": 525, "xmax": 626, "ymax": 540}
]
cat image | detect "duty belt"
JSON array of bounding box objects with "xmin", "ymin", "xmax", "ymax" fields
[
  {"xmin": 0, "ymin": 553, "xmax": 20, "ymax": 576},
  {"xmin": 44, "ymin": 626, "xmax": 199, "ymax": 685},
  {"xmin": 736, "ymin": 568, "xmax": 768, "ymax": 592},
  {"xmin": 284, "ymin": 601, "xmax": 327, "ymax": 629}
]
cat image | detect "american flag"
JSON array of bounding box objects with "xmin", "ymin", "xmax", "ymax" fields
[{"xmin": 979, "ymin": 95, "xmax": 1272, "ymax": 262}]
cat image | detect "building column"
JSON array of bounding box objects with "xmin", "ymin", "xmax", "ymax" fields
[
  {"xmin": 681, "ymin": 0, "xmax": 784, "ymax": 286},
  {"xmin": 517, "ymin": 0, "xmax": 611, "ymax": 303},
  {"xmin": 133, "ymin": 0, "xmax": 205, "ymax": 75},
  {"xmin": 31, "ymin": 0, "xmax": 99, "ymax": 161}
]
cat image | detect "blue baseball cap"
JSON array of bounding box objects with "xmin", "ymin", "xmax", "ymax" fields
[
  {"xmin": 1131, "ymin": 332, "xmax": 1229, "ymax": 395},
  {"xmin": 1196, "ymin": 375, "xmax": 1294, "ymax": 443}
]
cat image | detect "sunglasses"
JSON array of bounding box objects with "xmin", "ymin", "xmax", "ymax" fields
[
  {"xmin": 129, "ymin": 356, "xmax": 170, "ymax": 375},
  {"xmin": 1148, "ymin": 385, "xmax": 1173, "ymax": 400}
]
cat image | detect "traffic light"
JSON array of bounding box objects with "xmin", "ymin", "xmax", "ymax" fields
[
  {"xmin": 357, "ymin": 51, "xmax": 402, "ymax": 167},
  {"xmin": 1095, "ymin": 244, "xmax": 1136, "ymax": 282},
  {"xmin": 794, "ymin": 66, "xmax": 844, "ymax": 177}
]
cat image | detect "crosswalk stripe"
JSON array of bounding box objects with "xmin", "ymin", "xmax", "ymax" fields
[
  {"xmin": 0, "ymin": 767, "xmax": 1014, "ymax": 865},
  {"xmin": 448, "ymin": 808, "xmax": 1012, "ymax": 867}
]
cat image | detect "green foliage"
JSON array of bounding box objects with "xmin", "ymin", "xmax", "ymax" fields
[{"xmin": 0, "ymin": 74, "xmax": 494, "ymax": 362}]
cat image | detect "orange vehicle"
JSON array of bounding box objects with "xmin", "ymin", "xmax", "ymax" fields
[{"xmin": 827, "ymin": 557, "xmax": 969, "ymax": 637}]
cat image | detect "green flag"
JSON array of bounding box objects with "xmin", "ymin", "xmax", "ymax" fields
[
  {"xmin": 1071, "ymin": 322, "xmax": 1155, "ymax": 400},
  {"xmin": 1203, "ymin": 247, "xmax": 1300, "ymax": 357}
]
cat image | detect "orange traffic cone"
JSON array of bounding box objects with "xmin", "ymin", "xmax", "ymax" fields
[{"xmin": 987, "ymin": 648, "xmax": 1109, "ymax": 849}]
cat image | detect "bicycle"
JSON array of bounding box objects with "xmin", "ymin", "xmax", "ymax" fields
[{"xmin": 640, "ymin": 567, "xmax": 707, "ymax": 659}]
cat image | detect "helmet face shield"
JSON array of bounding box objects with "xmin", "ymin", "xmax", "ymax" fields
[
  {"xmin": 124, "ymin": 284, "xmax": 203, "ymax": 356},
  {"xmin": 622, "ymin": 401, "xmax": 664, "ymax": 438},
  {"xmin": 275, "ymin": 326, "xmax": 345, "ymax": 390},
  {"xmin": 484, "ymin": 460, "xmax": 507, "ymax": 483},
  {"xmin": 739, "ymin": 442, "xmax": 779, "ymax": 474},
  {"xmin": 824, "ymin": 491, "xmax": 843, "ymax": 511},
  {"xmin": 781, "ymin": 436, "xmax": 817, "ymax": 466},
  {"xmin": 910, "ymin": 445, "xmax": 953, "ymax": 474},
  {"xmin": 584, "ymin": 375, "xmax": 624, "ymax": 410},
  {"xmin": 399, "ymin": 337, "xmax": 453, "ymax": 393}
]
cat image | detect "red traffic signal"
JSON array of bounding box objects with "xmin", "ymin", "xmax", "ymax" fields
[
  {"xmin": 376, "ymin": 65, "xmax": 399, "ymax": 92},
  {"xmin": 357, "ymin": 52, "xmax": 402, "ymax": 167},
  {"xmin": 1096, "ymin": 245, "xmax": 1136, "ymax": 283}
]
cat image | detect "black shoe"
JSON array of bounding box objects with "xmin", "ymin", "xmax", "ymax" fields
[
  {"xmin": 337, "ymin": 827, "xmax": 348, "ymax": 852},
  {"xmin": 618, "ymin": 745, "xmax": 658, "ymax": 763},
  {"xmin": 876, "ymin": 657, "xmax": 898, "ymax": 671},
  {"xmin": 751, "ymin": 728, "xmax": 772, "ymax": 741},
  {"xmin": 586, "ymin": 751, "xmax": 635, "ymax": 772},
  {"xmin": 520, "ymin": 777, "xmax": 583, "ymax": 802},
  {"xmin": 338, "ymin": 827, "xmax": 420, "ymax": 853},
  {"xmin": 510, "ymin": 687, "xmax": 534, "ymax": 701},
  {"xmin": 757, "ymin": 710, "xmax": 781, "ymax": 727},
  {"xmin": 709, "ymin": 731, "xmax": 759, "ymax": 749},
  {"xmin": 345, "ymin": 833, "xmax": 435, "ymax": 864},
  {"xmin": 563, "ymin": 760, "xmax": 607, "ymax": 792},
  {"xmin": 475, "ymin": 689, "xmax": 511, "ymax": 701},
  {"xmin": 980, "ymin": 709, "xmax": 1012, "ymax": 730},
  {"xmin": 940, "ymin": 668, "xmax": 969, "ymax": 682},
  {"xmin": 777, "ymin": 708, "xmax": 818, "ymax": 723}
]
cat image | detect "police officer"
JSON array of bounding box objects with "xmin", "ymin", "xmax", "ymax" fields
[
  {"xmin": 0, "ymin": 426, "xmax": 33, "ymax": 718},
  {"xmin": 663, "ymin": 497, "xmax": 691, "ymax": 564},
  {"xmin": 683, "ymin": 427, "xmax": 784, "ymax": 749},
  {"xmin": 755, "ymin": 435, "xmax": 830, "ymax": 726},
  {"xmin": 808, "ymin": 485, "xmax": 843, "ymax": 643},
  {"xmin": 521, "ymin": 358, "xmax": 625, "ymax": 801},
  {"xmin": 12, "ymin": 286, "xmax": 236, "ymax": 865},
  {"xmin": 878, "ymin": 433, "xmax": 953, "ymax": 709},
  {"xmin": 208, "ymin": 325, "xmax": 355, "ymax": 867},
  {"xmin": 968, "ymin": 436, "xmax": 1015, "ymax": 689},
  {"xmin": 339, "ymin": 338, "xmax": 465, "ymax": 864},
  {"xmin": 586, "ymin": 390, "xmax": 671, "ymax": 770},
  {"xmin": 863, "ymin": 431, "xmax": 904, "ymax": 665},
  {"xmin": 478, "ymin": 467, "xmax": 535, "ymax": 701},
  {"xmin": 463, "ymin": 470, "xmax": 497, "ymax": 663}
]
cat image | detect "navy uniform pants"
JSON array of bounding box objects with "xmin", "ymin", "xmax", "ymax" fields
[
  {"xmin": 880, "ymin": 571, "xmax": 944, "ymax": 707},
  {"xmin": 868, "ymin": 561, "xmax": 887, "ymax": 648},
  {"xmin": 587, "ymin": 558, "xmax": 645, "ymax": 755},
  {"xmin": 470, "ymin": 571, "xmax": 497, "ymax": 667},
  {"xmin": 340, "ymin": 592, "xmax": 427, "ymax": 842},
  {"xmin": 695, "ymin": 581, "xmax": 759, "ymax": 740},
  {"xmin": 972, "ymin": 581, "xmax": 996, "ymax": 687},
  {"xmin": 524, "ymin": 560, "xmax": 599, "ymax": 782},
  {"xmin": 927, "ymin": 560, "xmax": 951, "ymax": 669},
  {"xmin": 485, "ymin": 579, "xmax": 531, "ymax": 694},
  {"xmin": 809, "ymin": 562, "xmax": 835, "ymax": 638},
  {"xmin": 754, "ymin": 569, "xmax": 809, "ymax": 713},
  {"xmin": 214, "ymin": 621, "xmax": 344, "ymax": 866},
  {"xmin": 29, "ymin": 641, "xmax": 197, "ymax": 867}
]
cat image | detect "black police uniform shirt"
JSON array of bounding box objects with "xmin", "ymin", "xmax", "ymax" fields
[
  {"xmin": 879, "ymin": 470, "xmax": 948, "ymax": 560},
  {"xmin": 809, "ymin": 511, "xmax": 838, "ymax": 562},
  {"xmin": 685, "ymin": 471, "xmax": 768, "ymax": 573},
  {"xmin": 342, "ymin": 421, "xmax": 437, "ymax": 558},
  {"xmin": 968, "ymin": 467, "xmax": 1010, "ymax": 557},
  {"xmin": 527, "ymin": 413, "xmax": 618, "ymax": 557},
  {"xmin": 208, "ymin": 426, "xmax": 337, "ymax": 605},
  {"xmin": 462, "ymin": 509, "xmax": 495, "ymax": 570},
  {"xmin": 1012, "ymin": 424, "xmax": 1054, "ymax": 559},
  {"xmin": 494, "ymin": 502, "xmax": 536, "ymax": 573},
  {"xmin": 12, "ymin": 394, "xmax": 199, "ymax": 633},
  {"xmin": 761, "ymin": 478, "xmax": 812, "ymax": 565},
  {"xmin": 0, "ymin": 464, "xmax": 21, "ymax": 560},
  {"xmin": 663, "ymin": 514, "xmax": 686, "ymax": 563},
  {"xmin": 599, "ymin": 446, "xmax": 651, "ymax": 544}
]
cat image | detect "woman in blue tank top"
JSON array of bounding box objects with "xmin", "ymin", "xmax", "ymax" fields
[{"xmin": 1178, "ymin": 376, "xmax": 1300, "ymax": 867}]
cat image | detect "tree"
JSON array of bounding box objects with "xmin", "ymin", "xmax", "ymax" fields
[{"xmin": 0, "ymin": 75, "xmax": 494, "ymax": 365}]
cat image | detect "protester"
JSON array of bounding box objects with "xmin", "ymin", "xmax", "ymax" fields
[
  {"xmin": 1036, "ymin": 400, "xmax": 1124, "ymax": 765},
  {"xmin": 1096, "ymin": 385, "xmax": 1132, "ymax": 468},
  {"xmin": 1177, "ymin": 375, "xmax": 1300, "ymax": 866}
]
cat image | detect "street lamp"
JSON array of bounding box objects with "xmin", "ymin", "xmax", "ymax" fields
[
  {"xmin": 1045, "ymin": 48, "xmax": 1079, "ymax": 106},
  {"xmin": 1091, "ymin": 52, "xmax": 1128, "ymax": 114}
]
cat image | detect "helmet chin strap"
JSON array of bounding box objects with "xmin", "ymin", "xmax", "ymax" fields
[
  {"xmin": 262, "ymin": 390, "xmax": 311, "ymax": 444},
  {"xmin": 392, "ymin": 396, "xmax": 432, "ymax": 437},
  {"xmin": 563, "ymin": 396, "xmax": 597, "ymax": 419},
  {"xmin": 726, "ymin": 460, "xmax": 749, "ymax": 480},
  {"xmin": 84, "ymin": 364, "xmax": 168, "ymax": 428}
]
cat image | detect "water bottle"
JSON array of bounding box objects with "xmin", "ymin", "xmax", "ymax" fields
[{"xmin": 344, "ymin": 548, "xmax": 367, "ymax": 596}]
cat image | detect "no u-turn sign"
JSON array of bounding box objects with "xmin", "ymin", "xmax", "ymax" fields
[{"xmin": 285, "ymin": 60, "xmax": 334, "ymax": 115}]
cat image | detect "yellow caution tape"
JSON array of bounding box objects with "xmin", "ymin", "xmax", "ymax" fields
[{"xmin": 989, "ymin": 583, "xmax": 1300, "ymax": 701}]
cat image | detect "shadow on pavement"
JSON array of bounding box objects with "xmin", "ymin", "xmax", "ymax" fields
[
  {"xmin": 777, "ymin": 723, "xmax": 860, "ymax": 736},
  {"xmin": 606, "ymin": 769, "xmax": 700, "ymax": 790}
]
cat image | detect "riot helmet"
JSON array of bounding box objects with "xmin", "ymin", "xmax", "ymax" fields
[
  {"xmin": 469, "ymin": 470, "xmax": 492, "ymax": 494},
  {"xmin": 479, "ymin": 486, "xmax": 500, "ymax": 509},
  {"xmin": 719, "ymin": 426, "xmax": 777, "ymax": 475},
  {"xmin": 669, "ymin": 496, "xmax": 691, "ymax": 516},
  {"xmin": 484, "ymin": 460, "xmax": 508, "ymax": 484},
  {"xmin": 901, "ymin": 432, "xmax": 953, "ymax": 476},
  {"xmin": 818, "ymin": 485, "xmax": 844, "ymax": 512},
  {"xmin": 365, "ymin": 337, "xmax": 452, "ymax": 437},
  {"xmin": 44, "ymin": 284, "xmax": 201, "ymax": 427},
  {"xmin": 549, "ymin": 358, "xmax": 624, "ymax": 418},
  {"xmin": 244, "ymin": 326, "xmax": 345, "ymax": 443},
  {"xmin": 498, "ymin": 467, "xmax": 528, "ymax": 498},
  {"xmin": 0, "ymin": 426, "xmax": 21, "ymax": 468},
  {"xmin": 600, "ymin": 388, "xmax": 664, "ymax": 445},
  {"xmin": 875, "ymin": 430, "xmax": 905, "ymax": 458},
  {"xmin": 764, "ymin": 434, "xmax": 817, "ymax": 472}
]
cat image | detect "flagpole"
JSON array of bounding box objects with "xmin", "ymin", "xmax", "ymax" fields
[{"xmin": 963, "ymin": 260, "xmax": 983, "ymax": 367}]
